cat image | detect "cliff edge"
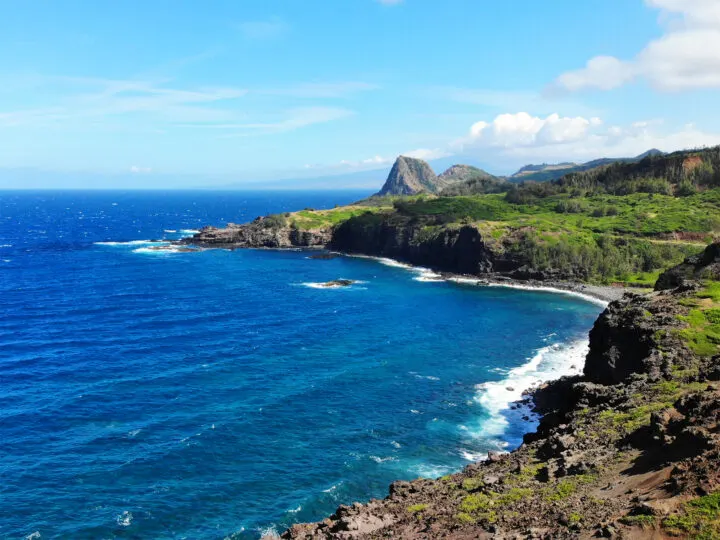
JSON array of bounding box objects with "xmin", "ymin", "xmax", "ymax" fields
[{"xmin": 280, "ymin": 245, "xmax": 720, "ymax": 539}]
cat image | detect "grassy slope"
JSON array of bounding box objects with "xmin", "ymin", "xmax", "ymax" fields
[{"xmin": 281, "ymin": 189, "xmax": 720, "ymax": 285}]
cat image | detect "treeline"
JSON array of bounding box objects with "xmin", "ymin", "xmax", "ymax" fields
[
  {"xmin": 508, "ymin": 233, "xmax": 699, "ymax": 282},
  {"xmin": 444, "ymin": 146, "xmax": 720, "ymax": 201},
  {"xmin": 441, "ymin": 176, "xmax": 508, "ymax": 196}
]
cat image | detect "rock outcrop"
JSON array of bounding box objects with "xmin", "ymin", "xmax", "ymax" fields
[
  {"xmin": 185, "ymin": 217, "xmax": 332, "ymax": 249},
  {"xmin": 438, "ymin": 164, "xmax": 495, "ymax": 184},
  {"xmin": 279, "ymin": 244, "xmax": 720, "ymax": 539},
  {"xmin": 655, "ymin": 242, "xmax": 720, "ymax": 290},
  {"xmin": 375, "ymin": 156, "xmax": 441, "ymax": 196}
]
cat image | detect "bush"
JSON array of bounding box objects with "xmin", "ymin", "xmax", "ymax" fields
[
  {"xmin": 261, "ymin": 213, "xmax": 288, "ymax": 229},
  {"xmin": 555, "ymin": 200, "xmax": 585, "ymax": 214}
]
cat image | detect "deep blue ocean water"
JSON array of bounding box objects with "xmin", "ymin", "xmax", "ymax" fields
[{"xmin": 0, "ymin": 191, "xmax": 603, "ymax": 539}]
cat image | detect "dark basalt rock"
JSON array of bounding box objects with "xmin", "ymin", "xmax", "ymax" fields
[
  {"xmin": 656, "ymin": 242, "xmax": 720, "ymax": 290},
  {"xmin": 318, "ymin": 279, "xmax": 356, "ymax": 288},
  {"xmin": 331, "ymin": 221, "xmax": 509, "ymax": 275}
]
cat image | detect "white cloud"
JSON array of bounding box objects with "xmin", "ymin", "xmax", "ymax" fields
[
  {"xmin": 465, "ymin": 112, "xmax": 596, "ymax": 147},
  {"xmin": 376, "ymin": 0, "xmax": 403, "ymax": 5},
  {"xmin": 130, "ymin": 166, "xmax": 152, "ymax": 174},
  {"xmin": 457, "ymin": 111, "xmax": 720, "ymax": 167},
  {"xmin": 554, "ymin": 0, "xmax": 720, "ymax": 92}
]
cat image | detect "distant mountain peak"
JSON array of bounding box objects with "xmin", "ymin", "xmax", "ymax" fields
[{"xmin": 376, "ymin": 156, "xmax": 439, "ymax": 196}]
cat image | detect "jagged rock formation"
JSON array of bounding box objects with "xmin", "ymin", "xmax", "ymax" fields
[
  {"xmin": 186, "ymin": 217, "xmax": 332, "ymax": 249},
  {"xmin": 280, "ymin": 245, "xmax": 720, "ymax": 539},
  {"xmin": 375, "ymin": 156, "xmax": 440, "ymax": 196}
]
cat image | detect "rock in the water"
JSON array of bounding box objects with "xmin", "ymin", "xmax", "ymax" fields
[{"xmin": 318, "ymin": 279, "xmax": 356, "ymax": 288}]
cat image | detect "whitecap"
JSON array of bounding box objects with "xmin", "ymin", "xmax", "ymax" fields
[
  {"xmin": 180, "ymin": 229, "xmax": 201, "ymax": 235},
  {"xmin": 116, "ymin": 511, "xmax": 133, "ymax": 527},
  {"xmin": 0, "ymin": 244, "xmax": 12, "ymax": 248},
  {"xmin": 322, "ymin": 482, "xmax": 341, "ymax": 493},
  {"xmin": 369, "ymin": 455, "xmax": 396, "ymax": 463},
  {"xmin": 127, "ymin": 429, "xmax": 141, "ymax": 438},
  {"xmin": 25, "ymin": 532, "xmax": 41, "ymax": 540},
  {"xmin": 472, "ymin": 339, "xmax": 589, "ymax": 439},
  {"xmin": 164, "ymin": 229, "xmax": 177, "ymax": 233},
  {"xmin": 132, "ymin": 245, "xmax": 187, "ymax": 255},
  {"xmin": 288, "ymin": 506, "xmax": 302, "ymax": 514},
  {"xmin": 413, "ymin": 373, "xmax": 440, "ymax": 381},
  {"xmin": 95, "ymin": 240, "xmax": 168, "ymax": 247},
  {"xmin": 409, "ymin": 409, "xmax": 420, "ymax": 414},
  {"xmin": 391, "ymin": 440, "xmax": 402, "ymax": 449}
]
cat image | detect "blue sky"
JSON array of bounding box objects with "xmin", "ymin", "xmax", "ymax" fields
[{"xmin": 2, "ymin": 0, "xmax": 720, "ymax": 188}]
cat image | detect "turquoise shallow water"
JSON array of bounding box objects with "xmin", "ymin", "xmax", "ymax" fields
[{"xmin": 0, "ymin": 191, "xmax": 603, "ymax": 539}]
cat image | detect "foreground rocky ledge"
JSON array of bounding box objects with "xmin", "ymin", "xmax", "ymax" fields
[{"xmin": 274, "ymin": 245, "xmax": 720, "ymax": 539}]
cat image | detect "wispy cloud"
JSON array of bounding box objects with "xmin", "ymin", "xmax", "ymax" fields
[
  {"xmin": 0, "ymin": 75, "xmax": 368, "ymax": 133},
  {"xmin": 0, "ymin": 76, "xmax": 247, "ymax": 127},
  {"xmin": 208, "ymin": 107, "xmax": 355, "ymax": 137},
  {"xmin": 259, "ymin": 82, "xmax": 379, "ymax": 98},
  {"xmin": 376, "ymin": 0, "xmax": 404, "ymax": 5},
  {"xmin": 236, "ymin": 18, "xmax": 288, "ymax": 40}
]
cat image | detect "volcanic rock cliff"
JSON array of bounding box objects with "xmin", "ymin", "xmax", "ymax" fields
[{"xmin": 278, "ymin": 245, "xmax": 720, "ymax": 539}]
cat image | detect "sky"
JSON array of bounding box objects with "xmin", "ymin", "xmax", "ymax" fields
[{"xmin": 2, "ymin": 0, "xmax": 720, "ymax": 189}]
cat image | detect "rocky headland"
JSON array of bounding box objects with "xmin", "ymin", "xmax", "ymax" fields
[
  {"xmin": 278, "ymin": 244, "xmax": 720, "ymax": 539},
  {"xmin": 186, "ymin": 147, "xmax": 720, "ymax": 538}
]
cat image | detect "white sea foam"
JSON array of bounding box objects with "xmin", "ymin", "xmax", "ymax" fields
[
  {"xmin": 127, "ymin": 429, "xmax": 141, "ymax": 438},
  {"xmin": 288, "ymin": 506, "xmax": 302, "ymax": 514},
  {"xmin": 413, "ymin": 268, "xmax": 444, "ymax": 282},
  {"xmin": 447, "ymin": 277, "xmax": 609, "ymax": 307},
  {"xmin": 484, "ymin": 281, "xmax": 609, "ymax": 307},
  {"xmin": 461, "ymin": 450, "xmax": 489, "ymax": 462},
  {"xmin": 0, "ymin": 244, "xmax": 12, "ymax": 248},
  {"xmin": 25, "ymin": 532, "xmax": 41, "ymax": 540},
  {"xmin": 164, "ymin": 229, "xmax": 177, "ymax": 233},
  {"xmin": 369, "ymin": 455, "xmax": 397, "ymax": 463},
  {"xmin": 116, "ymin": 511, "xmax": 133, "ymax": 527},
  {"xmin": 95, "ymin": 240, "xmax": 168, "ymax": 247},
  {"xmin": 472, "ymin": 339, "xmax": 589, "ymax": 439},
  {"xmin": 132, "ymin": 245, "xmax": 187, "ymax": 255},
  {"xmin": 410, "ymin": 463, "xmax": 454, "ymax": 479},
  {"xmin": 180, "ymin": 229, "xmax": 201, "ymax": 235},
  {"xmin": 258, "ymin": 526, "xmax": 281, "ymax": 539},
  {"xmin": 322, "ymin": 482, "xmax": 341, "ymax": 493}
]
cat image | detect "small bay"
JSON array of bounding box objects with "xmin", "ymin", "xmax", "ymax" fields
[{"xmin": 0, "ymin": 190, "xmax": 602, "ymax": 539}]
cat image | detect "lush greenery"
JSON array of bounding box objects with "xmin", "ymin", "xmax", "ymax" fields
[
  {"xmin": 288, "ymin": 206, "xmax": 386, "ymax": 230},
  {"xmin": 662, "ymin": 491, "xmax": 720, "ymax": 539}
]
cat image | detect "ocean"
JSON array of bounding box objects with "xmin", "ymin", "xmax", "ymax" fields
[{"xmin": 0, "ymin": 191, "xmax": 603, "ymax": 539}]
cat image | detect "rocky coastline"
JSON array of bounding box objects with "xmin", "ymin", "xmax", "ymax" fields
[
  {"xmin": 276, "ymin": 244, "xmax": 720, "ymax": 539},
  {"xmin": 181, "ymin": 219, "xmax": 627, "ymax": 304},
  {"xmin": 181, "ymin": 214, "xmax": 720, "ymax": 538}
]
